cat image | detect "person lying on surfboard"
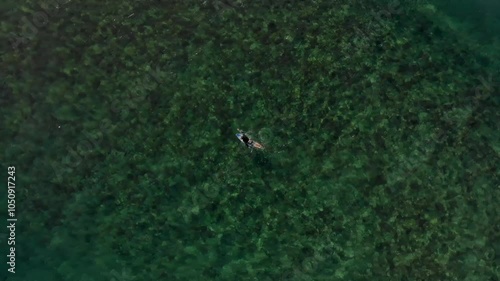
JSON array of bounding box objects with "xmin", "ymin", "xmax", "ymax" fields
[{"xmin": 236, "ymin": 128, "xmax": 264, "ymax": 150}]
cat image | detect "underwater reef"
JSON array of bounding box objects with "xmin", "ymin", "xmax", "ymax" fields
[{"xmin": 1, "ymin": 0, "xmax": 498, "ymax": 280}]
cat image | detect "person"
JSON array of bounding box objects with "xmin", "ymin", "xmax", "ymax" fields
[{"xmin": 236, "ymin": 129, "xmax": 264, "ymax": 150}]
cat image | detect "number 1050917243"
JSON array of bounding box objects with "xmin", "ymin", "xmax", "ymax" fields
[{"xmin": 7, "ymin": 166, "xmax": 15, "ymax": 218}]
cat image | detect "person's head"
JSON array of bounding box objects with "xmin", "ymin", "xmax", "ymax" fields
[{"xmin": 242, "ymin": 135, "xmax": 250, "ymax": 143}]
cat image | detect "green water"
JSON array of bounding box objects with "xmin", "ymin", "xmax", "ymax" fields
[{"xmin": 1, "ymin": 0, "xmax": 498, "ymax": 280}]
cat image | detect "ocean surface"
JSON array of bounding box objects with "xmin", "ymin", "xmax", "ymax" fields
[{"xmin": 1, "ymin": 0, "xmax": 498, "ymax": 280}]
